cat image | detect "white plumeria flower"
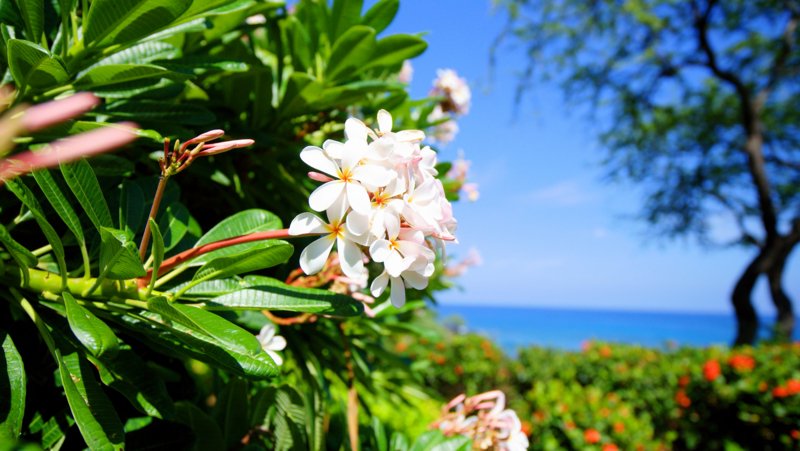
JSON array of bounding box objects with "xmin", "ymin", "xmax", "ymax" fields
[
  {"xmin": 431, "ymin": 68, "xmax": 471, "ymax": 115},
  {"xmin": 288, "ymin": 202, "xmax": 365, "ymax": 279},
  {"xmin": 370, "ymin": 255, "xmax": 434, "ymax": 307},
  {"xmin": 369, "ymin": 225, "xmax": 434, "ymax": 278},
  {"xmin": 256, "ymin": 324, "xmax": 287, "ymax": 366}
]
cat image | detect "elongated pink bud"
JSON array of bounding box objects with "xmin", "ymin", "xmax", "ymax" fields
[
  {"xmin": 0, "ymin": 122, "xmax": 138, "ymax": 183},
  {"xmin": 185, "ymin": 129, "xmax": 225, "ymax": 146},
  {"xmin": 21, "ymin": 93, "xmax": 100, "ymax": 132},
  {"xmin": 196, "ymin": 138, "xmax": 254, "ymax": 156},
  {"xmin": 308, "ymin": 171, "xmax": 334, "ymax": 183}
]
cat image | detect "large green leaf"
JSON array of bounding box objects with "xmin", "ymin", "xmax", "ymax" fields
[
  {"xmin": 158, "ymin": 203, "xmax": 190, "ymax": 252},
  {"xmin": 6, "ymin": 39, "xmax": 68, "ymax": 91},
  {"xmin": 330, "ymin": 0, "xmax": 364, "ymax": 40},
  {"xmin": 361, "ymin": 0, "xmax": 398, "ymax": 34},
  {"xmin": 60, "ymin": 159, "xmax": 113, "ymax": 232},
  {"xmin": 190, "ymin": 240, "xmax": 292, "ymax": 285},
  {"xmin": 63, "ymin": 292, "xmax": 120, "ymax": 357},
  {"xmin": 5, "ymin": 178, "xmax": 68, "ymax": 282},
  {"xmin": 325, "ymin": 25, "xmax": 376, "ymax": 83},
  {"xmin": 58, "ymin": 350, "xmax": 125, "ymax": 450},
  {"xmin": 278, "ymin": 72, "xmax": 323, "ymax": 119},
  {"xmin": 191, "ymin": 209, "xmax": 282, "ymax": 266},
  {"xmin": 74, "ymin": 64, "xmax": 180, "ymax": 89},
  {"xmin": 119, "ymin": 180, "xmax": 145, "ymax": 236},
  {"xmin": 173, "ymin": 402, "xmax": 225, "ymax": 451},
  {"xmin": 204, "ymin": 275, "xmax": 364, "ymax": 316},
  {"xmin": 363, "ymin": 34, "xmax": 427, "ymax": 70},
  {"xmin": 0, "ymin": 332, "xmax": 26, "ymax": 441},
  {"xmin": 98, "ymin": 227, "xmax": 146, "ymax": 279},
  {"xmin": 32, "ymin": 169, "xmax": 87, "ymax": 260},
  {"xmin": 13, "ymin": 0, "xmax": 43, "ymax": 43},
  {"xmin": 84, "ymin": 0, "xmax": 192, "ymax": 48},
  {"xmin": 0, "ymin": 223, "xmax": 37, "ymax": 269},
  {"xmin": 147, "ymin": 296, "xmax": 261, "ymax": 356},
  {"xmin": 83, "ymin": 41, "xmax": 180, "ymax": 67},
  {"xmin": 102, "ymin": 100, "xmax": 215, "ymax": 125}
]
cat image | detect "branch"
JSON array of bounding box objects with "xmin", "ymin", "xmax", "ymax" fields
[{"xmin": 755, "ymin": 5, "xmax": 800, "ymax": 111}]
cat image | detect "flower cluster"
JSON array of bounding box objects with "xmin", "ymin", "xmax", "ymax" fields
[
  {"xmin": 427, "ymin": 69, "xmax": 470, "ymax": 146},
  {"xmin": 431, "ymin": 390, "xmax": 529, "ymax": 451},
  {"xmin": 289, "ymin": 110, "xmax": 456, "ymax": 307},
  {"xmin": 447, "ymin": 150, "xmax": 480, "ymax": 201}
]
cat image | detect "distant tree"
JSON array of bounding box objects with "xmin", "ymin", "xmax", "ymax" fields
[{"xmin": 495, "ymin": 0, "xmax": 800, "ymax": 344}]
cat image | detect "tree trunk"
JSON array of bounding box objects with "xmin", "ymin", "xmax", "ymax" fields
[
  {"xmin": 732, "ymin": 252, "xmax": 762, "ymax": 345},
  {"xmin": 766, "ymin": 242, "xmax": 795, "ymax": 341}
]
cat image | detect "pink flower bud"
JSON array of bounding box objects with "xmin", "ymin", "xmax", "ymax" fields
[
  {"xmin": 184, "ymin": 129, "xmax": 225, "ymax": 146},
  {"xmin": 21, "ymin": 93, "xmax": 100, "ymax": 132},
  {"xmin": 196, "ymin": 138, "xmax": 254, "ymax": 156}
]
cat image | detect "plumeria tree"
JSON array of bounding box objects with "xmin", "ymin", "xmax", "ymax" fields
[{"xmin": 0, "ymin": 0, "xmax": 505, "ymax": 450}]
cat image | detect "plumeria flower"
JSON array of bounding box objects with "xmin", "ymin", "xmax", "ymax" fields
[
  {"xmin": 431, "ymin": 68, "xmax": 471, "ymax": 115},
  {"xmin": 370, "ymin": 255, "xmax": 433, "ymax": 307},
  {"xmin": 256, "ymin": 324, "xmax": 287, "ymax": 366},
  {"xmin": 289, "ymin": 201, "xmax": 365, "ymax": 279}
]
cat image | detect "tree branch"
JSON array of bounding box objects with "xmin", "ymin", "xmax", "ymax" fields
[{"xmin": 755, "ymin": 5, "xmax": 800, "ymax": 111}]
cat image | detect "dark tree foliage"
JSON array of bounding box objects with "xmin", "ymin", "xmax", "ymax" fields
[{"xmin": 496, "ymin": 0, "xmax": 800, "ymax": 344}]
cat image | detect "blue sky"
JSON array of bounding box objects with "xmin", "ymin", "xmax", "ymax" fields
[{"xmin": 381, "ymin": 1, "xmax": 800, "ymax": 314}]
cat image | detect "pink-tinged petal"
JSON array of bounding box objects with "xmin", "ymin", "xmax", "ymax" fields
[
  {"xmin": 322, "ymin": 139, "xmax": 345, "ymax": 159},
  {"xmin": 0, "ymin": 122, "xmax": 138, "ymax": 183},
  {"xmin": 390, "ymin": 276, "xmax": 406, "ymax": 307},
  {"xmin": 352, "ymin": 164, "xmax": 391, "ymax": 187},
  {"xmin": 345, "ymin": 182, "xmax": 371, "ymax": 214},
  {"xmin": 299, "ymin": 235, "xmax": 335, "ymax": 275},
  {"xmin": 289, "ymin": 213, "xmax": 328, "ymax": 235},
  {"xmin": 21, "ymin": 92, "xmax": 100, "ymax": 132},
  {"xmin": 402, "ymin": 270, "xmax": 429, "ymax": 290},
  {"xmin": 398, "ymin": 228, "xmax": 425, "ymax": 244},
  {"xmin": 346, "ymin": 210, "xmax": 370, "ymax": 236},
  {"xmin": 395, "ymin": 129, "xmax": 425, "ymax": 142},
  {"xmin": 345, "ymin": 118, "xmax": 369, "ymax": 142},
  {"xmin": 338, "ymin": 238, "xmax": 364, "ymax": 279},
  {"xmin": 369, "ymin": 239, "xmax": 391, "ymax": 262},
  {"xmin": 309, "ymin": 181, "xmax": 345, "ymax": 212},
  {"xmin": 300, "ymin": 146, "xmax": 339, "ymax": 176},
  {"xmin": 370, "ymin": 271, "xmax": 389, "ymax": 297},
  {"xmin": 398, "ymin": 240, "xmax": 434, "ymax": 261},
  {"xmin": 377, "ymin": 109, "xmax": 392, "ymax": 134}
]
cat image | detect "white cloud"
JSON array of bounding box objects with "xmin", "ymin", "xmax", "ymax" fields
[{"xmin": 526, "ymin": 180, "xmax": 594, "ymax": 206}]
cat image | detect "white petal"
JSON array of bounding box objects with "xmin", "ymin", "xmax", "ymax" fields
[
  {"xmin": 346, "ymin": 211, "xmax": 370, "ymax": 236},
  {"xmin": 377, "ymin": 109, "xmax": 393, "ymax": 134},
  {"xmin": 352, "ymin": 164, "xmax": 391, "ymax": 187},
  {"xmin": 322, "ymin": 139, "xmax": 345, "ymax": 159},
  {"xmin": 390, "ymin": 276, "xmax": 406, "ymax": 307},
  {"xmin": 338, "ymin": 238, "xmax": 364, "ymax": 279},
  {"xmin": 396, "ymin": 130, "xmax": 425, "ymax": 142},
  {"xmin": 299, "ymin": 235, "xmax": 335, "ymax": 275},
  {"xmin": 402, "ymin": 270, "xmax": 429, "ymax": 290},
  {"xmin": 266, "ymin": 350, "xmax": 283, "ymax": 366},
  {"xmin": 345, "ymin": 118, "xmax": 369, "ymax": 142},
  {"xmin": 370, "ymin": 271, "xmax": 389, "ymax": 297},
  {"xmin": 385, "ymin": 214, "xmax": 400, "ymax": 240},
  {"xmin": 345, "ymin": 182, "xmax": 371, "ymax": 214},
  {"xmin": 398, "ymin": 240, "xmax": 434, "ymax": 261},
  {"xmin": 300, "ymin": 146, "xmax": 339, "ymax": 176},
  {"xmin": 369, "ymin": 239, "xmax": 392, "ymax": 262},
  {"xmin": 309, "ymin": 181, "xmax": 345, "ymax": 212},
  {"xmin": 268, "ymin": 335, "xmax": 287, "ymax": 351},
  {"xmin": 289, "ymin": 213, "xmax": 328, "ymax": 235},
  {"xmin": 257, "ymin": 324, "xmax": 276, "ymax": 344},
  {"xmin": 385, "ymin": 252, "xmax": 412, "ymax": 278}
]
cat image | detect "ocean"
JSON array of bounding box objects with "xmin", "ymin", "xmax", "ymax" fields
[{"xmin": 435, "ymin": 305, "xmax": 800, "ymax": 354}]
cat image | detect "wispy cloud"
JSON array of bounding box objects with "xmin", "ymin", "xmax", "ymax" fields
[{"xmin": 526, "ymin": 180, "xmax": 594, "ymax": 206}]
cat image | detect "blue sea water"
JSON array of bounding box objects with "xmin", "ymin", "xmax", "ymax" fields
[{"xmin": 435, "ymin": 305, "xmax": 800, "ymax": 354}]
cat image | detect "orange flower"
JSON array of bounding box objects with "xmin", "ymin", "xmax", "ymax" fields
[
  {"xmin": 599, "ymin": 345, "xmax": 612, "ymax": 358},
  {"xmin": 603, "ymin": 445, "xmax": 619, "ymax": 451},
  {"xmin": 787, "ymin": 379, "xmax": 800, "ymax": 395},
  {"xmin": 599, "ymin": 407, "xmax": 611, "ymax": 418},
  {"xmin": 433, "ymin": 354, "xmax": 446, "ymax": 365},
  {"xmin": 521, "ymin": 420, "xmax": 532, "ymax": 436},
  {"xmin": 773, "ymin": 386, "xmax": 789, "ymax": 398},
  {"xmin": 675, "ymin": 390, "xmax": 691, "ymax": 408},
  {"xmin": 613, "ymin": 422, "xmax": 625, "ymax": 434},
  {"xmin": 435, "ymin": 342, "xmax": 446, "ymax": 351},
  {"xmin": 454, "ymin": 364, "xmax": 464, "ymax": 376},
  {"xmin": 791, "ymin": 429, "xmax": 800, "ymax": 440},
  {"xmin": 678, "ymin": 375, "xmax": 691, "ymax": 387},
  {"xmin": 584, "ymin": 428, "xmax": 601, "ymax": 444},
  {"xmin": 703, "ymin": 359, "xmax": 721, "ymax": 382},
  {"xmin": 728, "ymin": 354, "xmax": 755, "ymax": 372},
  {"xmin": 394, "ymin": 341, "xmax": 409, "ymax": 353}
]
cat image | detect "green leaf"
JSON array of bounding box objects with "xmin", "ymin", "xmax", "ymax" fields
[
  {"xmin": 5, "ymin": 178, "xmax": 68, "ymax": 282},
  {"xmin": 330, "ymin": 0, "xmax": 364, "ymax": 40},
  {"xmin": 74, "ymin": 64, "xmax": 180, "ymax": 89},
  {"xmin": 89, "ymin": 154, "xmax": 136, "ymax": 177},
  {"xmin": 147, "ymin": 296, "xmax": 262, "ymax": 356},
  {"xmin": 158, "ymin": 203, "xmax": 190, "ymax": 252},
  {"xmin": 0, "ymin": 223, "xmax": 37, "ymax": 268},
  {"xmin": 62, "ymin": 292, "xmax": 120, "ymax": 357},
  {"xmin": 190, "ymin": 240, "xmax": 292, "ymax": 285},
  {"xmin": 13, "ymin": 0, "xmax": 43, "ymax": 43},
  {"xmin": 83, "ymin": 41, "xmax": 180, "ymax": 67},
  {"xmin": 204, "ymin": 275, "xmax": 364, "ymax": 316},
  {"xmin": 173, "ymin": 402, "xmax": 225, "ymax": 451},
  {"xmin": 0, "ymin": 331, "xmax": 26, "ymax": 441},
  {"xmin": 32, "ymin": 169, "xmax": 85, "ymax": 245},
  {"xmin": 363, "ymin": 34, "xmax": 427, "ymax": 71},
  {"xmin": 191, "ymin": 209, "xmax": 282, "ymax": 266},
  {"xmin": 6, "ymin": 39, "xmax": 68, "ymax": 91},
  {"xmin": 278, "ymin": 72, "xmax": 323, "ymax": 119},
  {"xmin": 101, "ymin": 100, "xmax": 215, "ymax": 125},
  {"xmin": 84, "ymin": 0, "xmax": 192, "ymax": 48},
  {"xmin": 99, "ymin": 227, "xmax": 146, "ymax": 279},
  {"xmin": 119, "ymin": 180, "xmax": 145, "ymax": 236},
  {"xmin": 213, "ymin": 378, "xmax": 248, "ymax": 449},
  {"xmin": 325, "ymin": 25, "xmax": 376, "ymax": 83},
  {"xmin": 58, "ymin": 351, "xmax": 124, "ymax": 450},
  {"xmin": 147, "ymin": 218, "xmax": 164, "ymax": 294},
  {"xmin": 361, "ymin": 0, "xmax": 398, "ymax": 34},
  {"xmin": 60, "ymin": 159, "xmax": 113, "ymax": 232}
]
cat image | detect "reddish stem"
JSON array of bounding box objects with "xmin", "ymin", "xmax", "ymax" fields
[{"xmin": 142, "ymin": 228, "xmax": 300, "ymax": 282}]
